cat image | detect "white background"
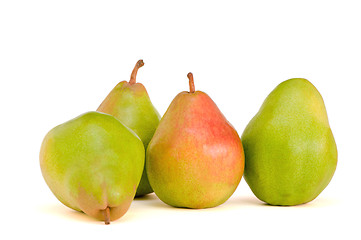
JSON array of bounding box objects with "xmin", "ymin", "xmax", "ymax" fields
[{"xmin": 1, "ymin": 0, "xmax": 360, "ymax": 239}]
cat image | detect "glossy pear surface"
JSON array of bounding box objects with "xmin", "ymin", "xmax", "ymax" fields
[
  {"xmin": 241, "ymin": 78, "xmax": 337, "ymax": 205},
  {"xmin": 98, "ymin": 60, "xmax": 160, "ymax": 196},
  {"xmin": 40, "ymin": 111, "xmax": 145, "ymax": 223},
  {"xmin": 146, "ymin": 73, "xmax": 244, "ymax": 208}
]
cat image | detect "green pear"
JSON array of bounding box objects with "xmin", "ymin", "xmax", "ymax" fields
[
  {"xmin": 97, "ymin": 60, "xmax": 160, "ymax": 197},
  {"xmin": 146, "ymin": 73, "xmax": 245, "ymax": 209},
  {"xmin": 242, "ymin": 78, "xmax": 337, "ymax": 206},
  {"xmin": 40, "ymin": 111, "xmax": 145, "ymax": 224}
]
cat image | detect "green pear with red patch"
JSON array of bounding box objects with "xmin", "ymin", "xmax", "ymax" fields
[
  {"xmin": 97, "ymin": 60, "xmax": 160, "ymax": 197},
  {"xmin": 40, "ymin": 111, "xmax": 144, "ymax": 224},
  {"xmin": 146, "ymin": 73, "xmax": 245, "ymax": 208}
]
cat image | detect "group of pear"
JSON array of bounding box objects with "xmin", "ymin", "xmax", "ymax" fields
[{"xmin": 40, "ymin": 60, "xmax": 337, "ymax": 224}]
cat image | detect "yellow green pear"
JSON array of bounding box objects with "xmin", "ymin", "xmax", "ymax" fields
[
  {"xmin": 40, "ymin": 111, "xmax": 145, "ymax": 224},
  {"xmin": 241, "ymin": 78, "xmax": 337, "ymax": 205},
  {"xmin": 97, "ymin": 60, "xmax": 160, "ymax": 197}
]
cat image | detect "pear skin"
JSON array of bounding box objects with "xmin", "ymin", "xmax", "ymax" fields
[
  {"xmin": 241, "ymin": 78, "xmax": 337, "ymax": 206},
  {"xmin": 40, "ymin": 111, "xmax": 145, "ymax": 224},
  {"xmin": 146, "ymin": 73, "xmax": 245, "ymax": 208},
  {"xmin": 97, "ymin": 60, "xmax": 160, "ymax": 197}
]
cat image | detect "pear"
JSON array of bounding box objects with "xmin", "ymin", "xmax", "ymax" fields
[
  {"xmin": 146, "ymin": 73, "xmax": 245, "ymax": 208},
  {"xmin": 40, "ymin": 111, "xmax": 145, "ymax": 224},
  {"xmin": 97, "ymin": 60, "xmax": 160, "ymax": 197},
  {"xmin": 241, "ymin": 78, "xmax": 337, "ymax": 206}
]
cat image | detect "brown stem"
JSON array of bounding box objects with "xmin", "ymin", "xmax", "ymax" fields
[
  {"xmin": 104, "ymin": 207, "xmax": 110, "ymax": 225},
  {"xmin": 187, "ymin": 72, "xmax": 195, "ymax": 93},
  {"xmin": 129, "ymin": 59, "xmax": 144, "ymax": 84}
]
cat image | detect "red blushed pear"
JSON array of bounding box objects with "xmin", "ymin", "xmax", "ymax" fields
[
  {"xmin": 97, "ymin": 60, "xmax": 161, "ymax": 197},
  {"xmin": 146, "ymin": 73, "xmax": 245, "ymax": 209}
]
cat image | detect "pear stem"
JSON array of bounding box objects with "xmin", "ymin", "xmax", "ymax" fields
[
  {"xmin": 129, "ymin": 59, "xmax": 144, "ymax": 84},
  {"xmin": 104, "ymin": 207, "xmax": 110, "ymax": 225},
  {"xmin": 187, "ymin": 72, "xmax": 195, "ymax": 93}
]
